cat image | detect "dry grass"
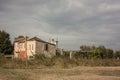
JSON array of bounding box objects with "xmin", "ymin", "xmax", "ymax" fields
[
  {"xmin": 0, "ymin": 67, "xmax": 120, "ymax": 80},
  {"xmin": 1, "ymin": 58, "xmax": 120, "ymax": 69},
  {"xmin": 0, "ymin": 57, "xmax": 120, "ymax": 80}
]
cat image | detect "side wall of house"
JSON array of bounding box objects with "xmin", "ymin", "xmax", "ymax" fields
[
  {"xmin": 48, "ymin": 44, "xmax": 56, "ymax": 56},
  {"xmin": 35, "ymin": 41, "xmax": 44, "ymax": 54},
  {"xmin": 36, "ymin": 41, "xmax": 56, "ymax": 57}
]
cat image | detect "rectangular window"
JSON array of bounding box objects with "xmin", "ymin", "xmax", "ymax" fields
[
  {"xmin": 24, "ymin": 43, "xmax": 25, "ymax": 48},
  {"xmin": 21, "ymin": 43, "xmax": 23, "ymax": 48},
  {"xmin": 32, "ymin": 44, "xmax": 34, "ymax": 50},
  {"xmin": 19, "ymin": 43, "xmax": 22, "ymax": 49},
  {"xmin": 44, "ymin": 43, "xmax": 48, "ymax": 51},
  {"xmin": 22, "ymin": 43, "xmax": 24, "ymax": 48},
  {"xmin": 29, "ymin": 44, "xmax": 31, "ymax": 50},
  {"xmin": 29, "ymin": 44, "xmax": 34, "ymax": 50}
]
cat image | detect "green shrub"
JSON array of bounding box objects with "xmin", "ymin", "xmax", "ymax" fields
[{"xmin": 34, "ymin": 53, "xmax": 46, "ymax": 60}]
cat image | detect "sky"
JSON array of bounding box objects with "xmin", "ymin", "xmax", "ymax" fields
[{"xmin": 0, "ymin": 0, "xmax": 120, "ymax": 50}]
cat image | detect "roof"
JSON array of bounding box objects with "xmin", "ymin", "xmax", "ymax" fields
[
  {"xmin": 14, "ymin": 36, "xmax": 56, "ymax": 46},
  {"xmin": 14, "ymin": 36, "xmax": 29, "ymax": 43},
  {"xmin": 28, "ymin": 37, "xmax": 56, "ymax": 46},
  {"xmin": 28, "ymin": 37, "xmax": 46, "ymax": 42},
  {"xmin": 14, "ymin": 37, "xmax": 25, "ymax": 43}
]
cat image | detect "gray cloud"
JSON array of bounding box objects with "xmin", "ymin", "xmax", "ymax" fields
[{"xmin": 0, "ymin": 0, "xmax": 120, "ymax": 50}]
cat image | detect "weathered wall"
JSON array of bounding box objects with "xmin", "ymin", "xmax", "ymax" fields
[
  {"xmin": 36, "ymin": 41, "xmax": 56, "ymax": 57},
  {"xmin": 27, "ymin": 41, "xmax": 36, "ymax": 59},
  {"xmin": 14, "ymin": 42, "xmax": 26, "ymax": 58}
]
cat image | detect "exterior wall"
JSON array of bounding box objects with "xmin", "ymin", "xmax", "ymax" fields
[
  {"xmin": 35, "ymin": 41, "xmax": 44, "ymax": 54},
  {"xmin": 18, "ymin": 51, "xmax": 26, "ymax": 60},
  {"xmin": 14, "ymin": 42, "xmax": 26, "ymax": 58},
  {"xmin": 47, "ymin": 44, "xmax": 56, "ymax": 56},
  {"xmin": 14, "ymin": 42, "xmax": 18, "ymax": 58},
  {"xmin": 27, "ymin": 41, "xmax": 36, "ymax": 59},
  {"xmin": 36, "ymin": 41, "xmax": 56, "ymax": 57}
]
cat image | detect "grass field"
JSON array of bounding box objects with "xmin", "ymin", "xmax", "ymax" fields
[
  {"xmin": 0, "ymin": 67, "xmax": 120, "ymax": 80},
  {"xmin": 0, "ymin": 57, "xmax": 120, "ymax": 80}
]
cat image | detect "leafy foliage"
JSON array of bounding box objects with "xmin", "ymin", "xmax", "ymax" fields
[
  {"xmin": 79, "ymin": 45, "xmax": 114, "ymax": 59},
  {"xmin": 34, "ymin": 53, "xmax": 46, "ymax": 60},
  {"xmin": 89, "ymin": 48, "xmax": 101, "ymax": 59},
  {"xmin": 115, "ymin": 51, "xmax": 120, "ymax": 59},
  {"xmin": 0, "ymin": 30, "xmax": 13, "ymax": 55}
]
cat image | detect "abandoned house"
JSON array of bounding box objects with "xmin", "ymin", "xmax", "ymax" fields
[{"xmin": 14, "ymin": 36, "xmax": 58, "ymax": 60}]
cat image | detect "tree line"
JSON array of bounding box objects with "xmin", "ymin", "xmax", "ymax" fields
[{"xmin": 73, "ymin": 45, "xmax": 120, "ymax": 59}]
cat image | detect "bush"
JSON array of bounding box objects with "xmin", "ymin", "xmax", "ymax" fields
[
  {"xmin": 73, "ymin": 51, "xmax": 86, "ymax": 59},
  {"xmin": 34, "ymin": 53, "xmax": 46, "ymax": 60}
]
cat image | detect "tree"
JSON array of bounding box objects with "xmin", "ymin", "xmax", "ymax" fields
[
  {"xmin": 80, "ymin": 45, "xmax": 91, "ymax": 51},
  {"xmin": 106, "ymin": 49, "xmax": 113, "ymax": 58},
  {"xmin": 0, "ymin": 30, "xmax": 13, "ymax": 55},
  {"xmin": 98, "ymin": 45, "xmax": 106, "ymax": 59},
  {"xmin": 89, "ymin": 48, "xmax": 101, "ymax": 59},
  {"xmin": 115, "ymin": 51, "xmax": 120, "ymax": 59}
]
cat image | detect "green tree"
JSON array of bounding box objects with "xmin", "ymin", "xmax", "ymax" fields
[
  {"xmin": 115, "ymin": 51, "xmax": 120, "ymax": 59},
  {"xmin": 0, "ymin": 30, "xmax": 13, "ymax": 55},
  {"xmin": 98, "ymin": 45, "xmax": 106, "ymax": 59},
  {"xmin": 89, "ymin": 48, "xmax": 101, "ymax": 59},
  {"xmin": 80, "ymin": 45, "xmax": 91, "ymax": 51},
  {"xmin": 106, "ymin": 49, "xmax": 113, "ymax": 58}
]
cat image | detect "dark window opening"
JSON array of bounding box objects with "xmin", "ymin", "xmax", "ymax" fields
[{"xmin": 44, "ymin": 43, "xmax": 48, "ymax": 51}]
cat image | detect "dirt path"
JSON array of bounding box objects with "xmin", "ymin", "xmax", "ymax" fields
[
  {"xmin": 0, "ymin": 67, "xmax": 120, "ymax": 80},
  {"xmin": 26, "ymin": 67, "xmax": 120, "ymax": 80},
  {"xmin": 30, "ymin": 67, "xmax": 120, "ymax": 80}
]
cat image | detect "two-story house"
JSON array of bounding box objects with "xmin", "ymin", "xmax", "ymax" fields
[{"xmin": 14, "ymin": 36, "xmax": 57, "ymax": 60}]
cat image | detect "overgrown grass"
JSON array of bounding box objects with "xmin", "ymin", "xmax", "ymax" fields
[
  {"xmin": 0, "ymin": 67, "xmax": 31, "ymax": 80},
  {"xmin": 0, "ymin": 55, "xmax": 120, "ymax": 80},
  {"xmin": 0, "ymin": 55, "xmax": 120, "ymax": 69},
  {"xmin": 1, "ymin": 67, "xmax": 120, "ymax": 80}
]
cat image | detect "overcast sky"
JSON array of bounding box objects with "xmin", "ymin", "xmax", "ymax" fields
[{"xmin": 0, "ymin": 0, "xmax": 120, "ymax": 50}]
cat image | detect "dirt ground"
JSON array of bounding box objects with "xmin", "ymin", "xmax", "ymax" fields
[{"xmin": 0, "ymin": 67, "xmax": 120, "ymax": 80}]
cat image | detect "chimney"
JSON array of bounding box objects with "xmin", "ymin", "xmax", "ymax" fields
[{"xmin": 56, "ymin": 39, "xmax": 58, "ymax": 48}]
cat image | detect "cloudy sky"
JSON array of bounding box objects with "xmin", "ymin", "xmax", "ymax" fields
[{"xmin": 0, "ymin": 0, "xmax": 120, "ymax": 50}]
